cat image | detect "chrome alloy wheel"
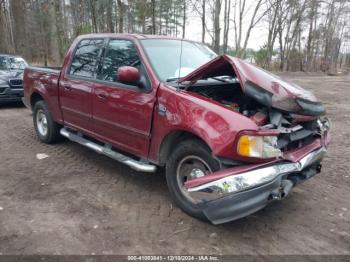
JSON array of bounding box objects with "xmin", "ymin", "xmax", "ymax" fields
[
  {"xmin": 176, "ymin": 155, "xmax": 213, "ymax": 203},
  {"xmin": 36, "ymin": 109, "xmax": 48, "ymax": 137}
]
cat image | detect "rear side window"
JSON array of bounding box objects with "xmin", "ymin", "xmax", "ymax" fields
[
  {"xmin": 100, "ymin": 39, "xmax": 140, "ymax": 82},
  {"xmin": 69, "ymin": 39, "xmax": 104, "ymax": 78}
]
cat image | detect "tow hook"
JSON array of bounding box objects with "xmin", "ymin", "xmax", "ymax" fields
[
  {"xmin": 269, "ymin": 179, "xmax": 294, "ymax": 200},
  {"xmin": 316, "ymin": 163, "xmax": 322, "ymax": 173}
]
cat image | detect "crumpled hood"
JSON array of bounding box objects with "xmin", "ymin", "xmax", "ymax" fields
[{"xmin": 179, "ymin": 55, "xmax": 323, "ymax": 115}]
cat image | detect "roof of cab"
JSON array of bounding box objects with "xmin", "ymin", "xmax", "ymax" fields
[{"xmin": 77, "ymin": 33, "xmax": 182, "ymax": 41}]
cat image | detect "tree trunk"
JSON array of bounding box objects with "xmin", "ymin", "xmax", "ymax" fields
[
  {"xmin": 222, "ymin": 0, "xmax": 231, "ymax": 53},
  {"xmin": 213, "ymin": 0, "xmax": 222, "ymax": 53},
  {"xmin": 89, "ymin": 0, "xmax": 98, "ymax": 32},
  {"xmin": 117, "ymin": 0, "xmax": 123, "ymax": 33},
  {"xmin": 182, "ymin": 0, "xmax": 186, "ymax": 38},
  {"xmin": 106, "ymin": 0, "xmax": 114, "ymax": 32},
  {"xmin": 10, "ymin": 0, "xmax": 26, "ymax": 56},
  {"xmin": 53, "ymin": 1, "xmax": 65, "ymax": 62},
  {"xmin": 201, "ymin": 0, "xmax": 205, "ymax": 43},
  {"xmin": 151, "ymin": 0, "xmax": 156, "ymax": 34}
]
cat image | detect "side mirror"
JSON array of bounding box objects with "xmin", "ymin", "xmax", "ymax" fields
[{"xmin": 117, "ymin": 66, "xmax": 141, "ymax": 85}]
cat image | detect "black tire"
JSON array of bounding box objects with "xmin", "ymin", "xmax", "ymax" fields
[
  {"xmin": 165, "ymin": 139, "xmax": 220, "ymax": 220},
  {"xmin": 33, "ymin": 100, "xmax": 62, "ymax": 144}
]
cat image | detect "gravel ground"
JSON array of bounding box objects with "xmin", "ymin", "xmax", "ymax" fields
[{"xmin": 0, "ymin": 75, "xmax": 349, "ymax": 255}]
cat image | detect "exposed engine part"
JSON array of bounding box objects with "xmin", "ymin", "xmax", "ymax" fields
[
  {"xmin": 250, "ymin": 111, "xmax": 268, "ymax": 126},
  {"xmin": 278, "ymin": 125, "xmax": 303, "ymax": 133},
  {"xmin": 269, "ymin": 110, "xmax": 291, "ymax": 128},
  {"xmin": 222, "ymin": 100, "xmax": 240, "ymax": 111}
]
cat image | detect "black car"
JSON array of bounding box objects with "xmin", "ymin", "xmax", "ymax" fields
[{"xmin": 0, "ymin": 54, "xmax": 28, "ymax": 103}]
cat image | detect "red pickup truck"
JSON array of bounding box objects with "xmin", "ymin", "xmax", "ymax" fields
[{"xmin": 23, "ymin": 34, "xmax": 330, "ymax": 224}]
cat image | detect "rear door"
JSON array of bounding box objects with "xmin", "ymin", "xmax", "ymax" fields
[
  {"xmin": 92, "ymin": 39, "xmax": 156, "ymax": 158},
  {"xmin": 59, "ymin": 38, "xmax": 105, "ymax": 134}
]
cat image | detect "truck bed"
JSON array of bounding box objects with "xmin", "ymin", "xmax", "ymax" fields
[{"xmin": 23, "ymin": 66, "xmax": 63, "ymax": 124}]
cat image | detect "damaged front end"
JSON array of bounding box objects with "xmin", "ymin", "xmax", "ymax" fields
[
  {"xmin": 184, "ymin": 118, "xmax": 330, "ymax": 224},
  {"xmin": 178, "ymin": 55, "xmax": 330, "ymax": 224}
]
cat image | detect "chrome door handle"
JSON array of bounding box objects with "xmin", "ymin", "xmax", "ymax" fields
[
  {"xmin": 62, "ymin": 83, "xmax": 72, "ymax": 90},
  {"xmin": 96, "ymin": 91, "xmax": 108, "ymax": 99}
]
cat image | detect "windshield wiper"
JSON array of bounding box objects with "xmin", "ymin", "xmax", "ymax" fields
[
  {"xmin": 208, "ymin": 76, "xmax": 234, "ymax": 83},
  {"xmin": 166, "ymin": 77, "xmax": 181, "ymax": 82}
]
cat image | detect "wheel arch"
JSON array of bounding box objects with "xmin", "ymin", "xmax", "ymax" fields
[
  {"xmin": 158, "ymin": 130, "xmax": 212, "ymax": 166},
  {"xmin": 29, "ymin": 90, "xmax": 63, "ymax": 124},
  {"xmin": 30, "ymin": 92, "xmax": 44, "ymax": 110}
]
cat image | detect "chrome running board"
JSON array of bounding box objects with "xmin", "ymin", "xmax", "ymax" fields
[{"xmin": 60, "ymin": 128, "xmax": 156, "ymax": 173}]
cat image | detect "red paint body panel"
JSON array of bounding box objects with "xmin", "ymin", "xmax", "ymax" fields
[
  {"xmin": 148, "ymin": 83, "xmax": 258, "ymax": 162},
  {"xmin": 23, "ymin": 68, "xmax": 63, "ymax": 124},
  {"xmin": 91, "ymin": 81, "xmax": 156, "ymax": 157}
]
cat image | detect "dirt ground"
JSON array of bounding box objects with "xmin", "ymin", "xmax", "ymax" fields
[{"xmin": 0, "ymin": 74, "xmax": 349, "ymax": 255}]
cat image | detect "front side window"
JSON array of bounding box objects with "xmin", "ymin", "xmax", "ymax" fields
[
  {"xmin": 100, "ymin": 39, "xmax": 140, "ymax": 82},
  {"xmin": 69, "ymin": 39, "xmax": 104, "ymax": 78}
]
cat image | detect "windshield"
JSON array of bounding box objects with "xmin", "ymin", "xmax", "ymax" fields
[
  {"xmin": 141, "ymin": 39, "xmax": 217, "ymax": 82},
  {"xmin": 0, "ymin": 56, "xmax": 28, "ymax": 70}
]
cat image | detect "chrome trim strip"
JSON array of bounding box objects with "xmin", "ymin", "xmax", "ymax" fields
[
  {"xmin": 60, "ymin": 128, "xmax": 156, "ymax": 172},
  {"xmin": 187, "ymin": 147, "xmax": 326, "ymax": 202}
]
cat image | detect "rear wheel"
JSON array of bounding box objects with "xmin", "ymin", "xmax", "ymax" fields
[
  {"xmin": 165, "ymin": 140, "xmax": 220, "ymax": 220},
  {"xmin": 33, "ymin": 100, "xmax": 62, "ymax": 143}
]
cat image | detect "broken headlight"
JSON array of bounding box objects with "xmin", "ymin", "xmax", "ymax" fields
[{"xmin": 237, "ymin": 135, "xmax": 282, "ymax": 158}]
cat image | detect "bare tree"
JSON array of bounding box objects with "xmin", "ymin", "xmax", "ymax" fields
[
  {"xmin": 0, "ymin": 0, "xmax": 348, "ymax": 71},
  {"xmin": 232, "ymin": 0, "xmax": 268, "ymax": 57},
  {"xmin": 213, "ymin": 0, "xmax": 222, "ymax": 53},
  {"xmin": 117, "ymin": 0, "xmax": 124, "ymax": 33},
  {"xmin": 182, "ymin": 0, "xmax": 187, "ymax": 38},
  {"xmin": 222, "ymin": 0, "xmax": 231, "ymax": 53}
]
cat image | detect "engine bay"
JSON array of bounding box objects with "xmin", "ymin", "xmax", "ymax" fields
[
  {"xmin": 187, "ymin": 81, "xmax": 271, "ymax": 126},
  {"xmin": 187, "ymin": 80, "xmax": 325, "ymax": 152}
]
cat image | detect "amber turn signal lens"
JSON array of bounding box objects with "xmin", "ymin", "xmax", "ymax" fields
[
  {"xmin": 237, "ymin": 135, "xmax": 281, "ymax": 158},
  {"xmin": 237, "ymin": 135, "xmax": 251, "ymax": 157}
]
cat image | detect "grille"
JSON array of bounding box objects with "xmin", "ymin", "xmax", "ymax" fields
[
  {"xmin": 9, "ymin": 79, "xmax": 23, "ymax": 88},
  {"xmin": 278, "ymin": 120, "xmax": 319, "ymax": 151}
]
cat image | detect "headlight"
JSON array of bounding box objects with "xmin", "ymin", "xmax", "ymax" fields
[
  {"xmin": 237, "ymin": 135, "xmax": 282, "ymax": 158},
  {"xmin": 0, "ymin": 80, "xmax": 8, "ymax": 86}
]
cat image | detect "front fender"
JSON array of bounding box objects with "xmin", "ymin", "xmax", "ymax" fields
[{"xmin": 148, "ymin": 84, "xmax": 258, "ymax": 163}]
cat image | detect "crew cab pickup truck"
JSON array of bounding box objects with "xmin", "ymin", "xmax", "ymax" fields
[{"xmin": 23, "ymin": 34, "xmax": 330, "ymax": 224}]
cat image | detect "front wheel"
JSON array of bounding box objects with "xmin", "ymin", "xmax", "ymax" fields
[
  {"xmin": 33, "ymin": 100, "xmax": 62, "ymax": 144},
  {"xmin": 165, "ymin": 140, "xmax": 220, "ymax": 220}
]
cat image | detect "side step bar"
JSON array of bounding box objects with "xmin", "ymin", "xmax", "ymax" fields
[{"xmin": 60, "ymin": 128, "xmax": 156, "ymax": 173}]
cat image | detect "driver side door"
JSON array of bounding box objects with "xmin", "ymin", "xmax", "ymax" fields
[{"xmin": 92, "ymin": 39, "xmax": 156, "ymax": 158}]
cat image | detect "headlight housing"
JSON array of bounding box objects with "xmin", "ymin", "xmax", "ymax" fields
[
  {"xmin": 237, "ymin": 135, "xmax": 282, "ymax": 158},
  {"xmin": 0, "ymin": 80, "xmax": 8, "ymax": 87}
]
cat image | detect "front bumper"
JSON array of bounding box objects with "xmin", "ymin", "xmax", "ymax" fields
[
  {"xmin": 187, "ymin": 147, "xmax": 326, "ymax": 224},
  {"xmin": 185, "ymin": 119, "xmax": 330, "ymax": 224},
  {"xmin": 0, "ymin": 87, "xmax": 23, "ymax": 102}
]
